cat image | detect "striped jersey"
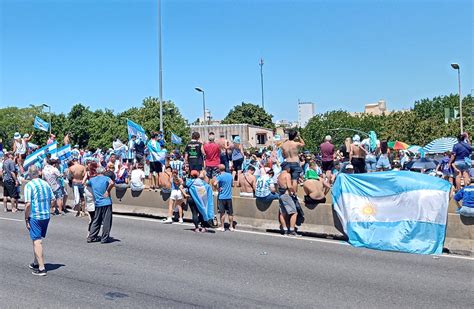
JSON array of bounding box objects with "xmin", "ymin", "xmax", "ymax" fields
[
  {"xmin": 170, "ymin": 159, "xmax": 184, "ymax": 178},
  {"xmin": 24, "ymin": 178, "xmax": 54, "ymax": 220}
]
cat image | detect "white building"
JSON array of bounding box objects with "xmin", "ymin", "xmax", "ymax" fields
[{"xmin": 297, "ymin": 101, "xmax": 315, "ymax": 128}]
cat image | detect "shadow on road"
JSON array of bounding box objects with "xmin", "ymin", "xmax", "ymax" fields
[{"xmin": 45, "ymin": 263, "xmax": 66, "ymax": 271}]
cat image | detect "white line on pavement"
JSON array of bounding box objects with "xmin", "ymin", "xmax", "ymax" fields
[{"xmin": 0, "ymin": 216, "xmax": 23, "ymax": 222}]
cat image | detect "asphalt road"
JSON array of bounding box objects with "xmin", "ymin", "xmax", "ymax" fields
[{"xmin": 0, "ymin": 209, "xmax": 472, "ymax": 308}]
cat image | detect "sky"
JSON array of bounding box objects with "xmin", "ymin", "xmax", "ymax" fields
[{"xmin": 0, "ymin": 0, "xmax": 472, "ymax": 123}]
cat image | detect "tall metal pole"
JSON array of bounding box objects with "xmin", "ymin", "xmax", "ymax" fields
[
  {"xmin": 202, "ymin": 91, "xmax": 206, "ymax": 125},
  {"xmin": 158, "ymin": 0, "xmax": 163, "ymax": 133},
  {"xmin": 457, "ymin": 68, "xmax": 463, "ymax": 134},
  {"xmin": 48, "ymin": 106, "xmax": 51, "ymax": 135},
  {"xmin": 259, "ymin": 58, "xmax": 264, "ymax": 109}
]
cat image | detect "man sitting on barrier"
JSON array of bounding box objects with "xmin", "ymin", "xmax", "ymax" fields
[
  {"xmin": 255, "ymin": 167, "xmax": 278, "ymax": 202},
  {"xmin": 237, "ymin": 165, "xmax": 256, "ymax": 198},
  {"xmin": 303, "ymin": 169, "xmax": 330, "ymax": 206},
  {"xmin": 454, "ymin": 178, "xmax": 474, "ymax": 217}
]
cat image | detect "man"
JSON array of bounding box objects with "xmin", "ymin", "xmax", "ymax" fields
[
  {"xmin": 349, "ymin": 134, "xmax": 367, "ymax": 174},
  {"xmin": 450, "ymin": 133, "xmax": 472, "ymax": 190},
  {"xmin": 237, "ymin": 165, "xmax": 256, "ymax": 197},
  {"xmin": 24, "ymin": 165, "xmax": 55, "ymax": 276},
  {"xmin": 320, "ymin": 135, "xmax": 335, "ymax": 182},
  {"xmin": 203, "ymin": 132, "xmax": 220, "ymax": 179},
  {"xmin": 454, "ymin": 179, "xmax": 474, "ymax": 217},
  {"xmin": 134, "ymin": 138, "xmax": 146, "ymax": 164},
  {"xmin": 47, "ymin": 134, "xmax": 56, "ymax": 145},
  {"xmin": 69, "ymin": 158, "xmax": 87, "ymax": 216},
  {"xmin": 159, "ymin": 165, "xmax": 172, "ymax": 195},
  {"xmin": 42, "ymin": 159, "xmax": 65, "ymax": 215},
  {"xmin": 217, "ymin": 134, "xmax": 231, "ymax": 172},
  {"xmin": 277, "ymin": 163, "xmax": 298, "ymax": 236},
  {"xmin": 303, "ymin": 169, "xmax": 330, "ymax": 205},
  {"xmin": 126, "ymin": 135, "xmax": 137, "ymax": 167},
  {"xmin": 213, "ymin": 164, "xmax": 234, "ymax": 231},
  {"xmin": 255, "ymin": 168, "xmax": 278, "ymax": 202},
  {"xmin": 2, "ymin": 152, "xmax": 19, "ymax": 212},
  {"xmin": 87, "ymin": 167, "xmax": 115, "ymax": 244},
  {"xmin": 184, "ymin": 132, "xmax": 205, "ymax": 172},
  {"xmin": 169, "ymin": 153, "xmax": 184, "ymax": 178},
  {"xmin": 147, "ymin": 132, "xmax": 162, "ymax": 191},
  {"xmin": 281, "ymin": 129, "xmax": 305, "ymax": 192}
]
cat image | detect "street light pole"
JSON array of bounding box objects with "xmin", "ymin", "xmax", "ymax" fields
[
  {"xmin": 259, "ymin": 58, "xmax": 264, "ymax": 109},
  {"xmin": 158, "ymin": 0, "xmax": 164, "ymax": 133},
  {"xmin": 451, "ymin": 63, "xmax": 462, "ymax": 134},
  {"xmin": 195, "ymin": 87, "xmax": 206, "ymax": 125},
  {"xmin": 42, "ymin": 104, "xmax": 51, "ymax": 135}
]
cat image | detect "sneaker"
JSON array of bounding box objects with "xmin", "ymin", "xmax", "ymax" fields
[
  {"xmin": 28, "ymin": 263, "xmax": 39, "ymax": 270},
  {"xmin": 217, "ymin": 226, "xmax": 225, "ymax": 232},
  {"xmin": 178, "ymin": 218, "xmax": 184, "ymax": 224},
  {"xmin": 60, "ymin": 211, "xmax": 66, "ymax": 216},
  {"xmin": 31, "ymin": 268, "xmax": 47, "ymax": 276},
  {"xmin": 101, "ymin": 238, "xmax": 111, "ymax": 244},
  {"xmin": 87, "ymin": 237, "xmax": 101, "ymax": 243},
  {"xmin": 163, "ymin": 217, "xmax": 173, "ymax": 224},
  {"xmin": 288, "ymin": 231, "xmax": 302, "ymax": 237},
  {"xmin": 229, "ymin": 227, "xmax": 235, "ymax": 232},
  {"xmin": 200, "ymin": 228, "xmax": 208, "ymax": 233}
]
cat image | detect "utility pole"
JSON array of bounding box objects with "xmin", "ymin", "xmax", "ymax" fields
[
  {"xmin": 259, "ymin": 58, "xmax": 264, "ymax": 109},
  {"xmin": 158, "ymin": 0, "xmax": 164, "ymax": 133}
]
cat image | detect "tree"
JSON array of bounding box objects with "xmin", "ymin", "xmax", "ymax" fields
[{"xmin": 222, "ymin": 103, "xmax": 274, "ymax": 129}]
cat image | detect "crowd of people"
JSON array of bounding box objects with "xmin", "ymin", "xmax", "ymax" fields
[{"xmin": 1, "ymin": 128, "xmax": 474, "ymax": 275}]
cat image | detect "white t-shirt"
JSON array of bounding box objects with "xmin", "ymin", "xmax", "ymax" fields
[{"xmin": 130, "ymin": 169, "xmax": 145, "ymax": 187}]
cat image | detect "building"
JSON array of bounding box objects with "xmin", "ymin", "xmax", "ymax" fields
[
  {"xmin": 297, "ymin": 101, "xmax": 315, "ymax": 128},
  {"xmin": 364, "ymin": 100, "xmax": 387, "ymax": 115},
  {"xmin": 275, "ymin": 119, "xmax": 298, "ymax": 128},
  {"xmin": 190, "ymin": 124, "xmax": 274, "ymax": 148}
]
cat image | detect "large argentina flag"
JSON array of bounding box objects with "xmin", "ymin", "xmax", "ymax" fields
[
  {"xmin": 33, "ymin": 116, "xmax": 50, "ymax": 132},
  {"xmin": 127, "ymin": 119, "xmax": 148, "ymax": 142},
  {"xmin": 23, "ymin": 142, "xmax": 57, "ymax": 169},
  {"xmin": 186, "ymin": 178, "xmax": 214, "ymax": 222},
  {"xmin": 332, "ymin": 171, "xmax": 451, "ymax": 255}
]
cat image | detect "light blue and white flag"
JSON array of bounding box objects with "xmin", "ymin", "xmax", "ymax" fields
[
  {"xmin": 23, "ymin": 142, "xmax": 57, "ymax": 169},
  {"xmin": 127, "ymin": 119, "xmax": 148, "ymax": 142},
  {"xmin": 171, "ymin": 133, "xmax": 182, "ymax": 145},
  {"xmin": 50, "ymin": 145, "xmax": 71, "ymax": 162},
  {"xmin": 186, "ymin": 178, "xmax": 214, "ymax": 222},
  {"xmin": 33, "ymin": 116, "xmax": 50, "ymax": 132},
  {"xmin": 332, "ymin": 171, "xmax": 451, "ymax": 255}
]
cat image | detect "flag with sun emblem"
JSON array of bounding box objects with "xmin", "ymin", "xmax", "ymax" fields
[{"xmin": 332, "ymin": 171, "xmax": 452, "ymax": 254}]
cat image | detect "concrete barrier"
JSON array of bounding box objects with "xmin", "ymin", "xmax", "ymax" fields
[{"xmin": 110, "ymin": 187, "xmax": 474, "ymax": 256}]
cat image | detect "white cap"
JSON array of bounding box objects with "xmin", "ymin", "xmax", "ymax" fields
[{"xmin": 325, "ymin": 135, "xmax": 332, "ymax": 141}]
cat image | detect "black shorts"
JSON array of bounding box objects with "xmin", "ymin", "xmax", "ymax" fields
[
  {"xmin": 189, "ymin": 164, "xmax": 203, "ymax": 171},
  {"xmin": 232, "ymin": 158, "xmax": 244, "ymax": 171},
  {"xmin": 218, "ymin": 199, "xmax": 233, "ymax": 215},
  {"xmin": 304, "ymin": 195, "xmax": 326, "ymax": 205},
  {"xmin": 3, "ymin": 180, "xmax": 19, "ymax": 199},
  {"xmin": 286, "ymin": 162, "xmax": 303, "ymax": 180},
  {"xmin": 321, "ymin": 160, "xmax": 334, "ymax": 172},
  {"xmin": 150, "ymin": 161, "xmax": 163, "ymax": 174}
]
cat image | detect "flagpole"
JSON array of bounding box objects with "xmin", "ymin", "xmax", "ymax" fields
[{"xmin": 158, "ymin": 0, "xmax": 164, "ymax": 133}]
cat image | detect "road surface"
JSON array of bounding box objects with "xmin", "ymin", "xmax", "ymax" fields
[{"xmin": 0, "ymin": 210, "xmax": 472, "ymax": 308}]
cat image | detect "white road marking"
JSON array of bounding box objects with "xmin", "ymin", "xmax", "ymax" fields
[{"xmin": 2, "ymin": 214, "xmax": 473, "ymax": 261}]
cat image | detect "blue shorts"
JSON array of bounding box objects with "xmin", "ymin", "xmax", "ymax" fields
[
  {"xmin": 29, "ymin": 218, "xmax": 50, "ymax": 241},
  {"xmin": 454, "ymin": 161, "xmax": 470, "ymax": 172},
  {"xmin": 376, "ymin": 155, "xmax": 391, "ymax": 170},
  {"xmin": 459, "ymin": 206, "xmax": 474, "ymax": 217},
  {"xmin": 53, "ymin": 188, "xmax": 64, "ymax": 199}
]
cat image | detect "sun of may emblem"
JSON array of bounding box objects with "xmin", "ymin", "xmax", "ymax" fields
[{"xmin": 360, "ymin": 202, "xmax": 377, "ymax": 216}]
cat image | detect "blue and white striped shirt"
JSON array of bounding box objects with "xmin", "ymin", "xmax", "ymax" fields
[
  {"xmin": 24, "ymin": 178, "xmax": 54, "ymax": 220},
  {"xmin": 170, "ymin": 159, "xmax": 184, "ymax": 178}
]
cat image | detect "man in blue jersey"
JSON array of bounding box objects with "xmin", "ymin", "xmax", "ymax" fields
[
  {"xmin": 24, "ymin": 165, "xmax": 56, "ymax": 276},
  {"xmin": 147, "ymin": 132, "xmax": 162, "ymax": 191},
  {"xmin": 213, "ymin": 164, "xmax": 234, "ymax": 231},
  {"xmin": 454, "ymin": 178, "xmax": 474, "ymax": 217}
]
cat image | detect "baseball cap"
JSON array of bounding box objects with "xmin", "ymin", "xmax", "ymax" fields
[{"xmin": 190, "ymin": 170, "xmax": 200, "ymax": 178}]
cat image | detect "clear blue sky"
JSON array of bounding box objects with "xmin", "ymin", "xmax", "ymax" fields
[{"xmin": 1, "ymin": 0, "xmax": 472, "ymax": 122}]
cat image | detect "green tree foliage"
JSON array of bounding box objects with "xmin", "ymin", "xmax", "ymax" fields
[{"xmin": 222, "ymin": 102, "xmax": 274, "ymax": 129}]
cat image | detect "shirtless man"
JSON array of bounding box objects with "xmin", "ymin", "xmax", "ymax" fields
[
  {"xmin": 349, "ymin": 134, "xmax": 368, "ymax": 174},
  {"xmin": 159, "ymin": 165, "xmax": 172, "ymax": 194},
  {"xmin": 277, "ymin": 163, "xmax": 298, "ymax": 236},
  {"xmin": 237, "ymin": 165, "xmax": 256, "ymax": 197},
  {"xmin": 69, "ymin": 158, "xmax": 87, "ymax": 216},
  {"xmin": 303, "ymin": 169, "xmax": 330, "ymax": 205},
  {"xmin": 217, "ymin": 134, "xmax": 231, "ymax": 172},
  {"xmin": 281, "ymin": 129, "xmax": 305, "ymax": 192}
]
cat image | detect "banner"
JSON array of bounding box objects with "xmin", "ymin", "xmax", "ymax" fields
[
  {"xmin": 171, "ymin": 133, "xmax": 182, "ymax": 145},
  {"xmin": 50, "ymin": 145, "xmax": 71, "ymax": 162},
  {"xmin": 34, "ymin": 116, "xmax": 50, "ymax": 132},
  {"xmin": 332, "ymin": 171, "xmax": 451, "ymax": 255},
  {"xmin": 23, "ymin": 142, "xmax": 57, "ymax": 169},
  {"xmin": 127, "ymin": 119, "xmax": 148, "ymax": 142}
]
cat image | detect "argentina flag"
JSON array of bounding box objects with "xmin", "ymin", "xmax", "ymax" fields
[
  {"xmin": 127, "ymin": 119, "xmax": 148, "ymax": 142},
  {"xmin": 186, "ymin": 178, "xmax": 214, "ymax": 222},
  {"xmin": 171, "ymin": 133, "xmax": 182, "ymax": 145},
  {"xmin": 24, "ymin": 142, "xmax": 57, "ymax": 169},
  {"xmin": 50, "ymin": 145, "xmax": 71, "ymax": 162},
  {"xmin": 332, "ymin": 171, "xmax": 451, "ymax": 255},
  {"xmin": 34, "ymin": 116, "xmax": 50, "ymax": 132}
]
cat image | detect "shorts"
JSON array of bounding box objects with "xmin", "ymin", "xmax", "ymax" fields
[
  {"xmin": 150, "ymin": 161, "xmax": 163, "ymax": 174},
  {"xmin": 73, "ymin": 183, "xmax": 85, "ymax": 201},
  {"xmin": 365, "ymin": 155, "xmax": 377, "ymax": 172},
  {"xmin": 189, "ymin": 163, "xmax": 203, "ymax": 172},
  {"xmin": 53, "ymin": 188, "xmax": 64, "ymax": 199},
  {"xmin": 376, "ymin": 155, "xmax": 391, "ymax": 170},
  {"xmin": 459, "ymin": 206, "xmax": 474, "ymax": 217},
  {"xmin": 321, "ymin": 161, "xmax": 334, "ymax": 172},
  {"xmin": 3, "ymin": 180, "xmax": 19, "ymax": 199},
  {"xmin": 304, "ymin": 195, "xmax": 326, "ymax": 205},
  {"xmin": 278, "ymin": 194, "xmax": 297, "ymax": 215},
  {"xmin": 286, "ymin": 162, "xmax": 303, "ymax": 180},
  {"xmin": 29, "ymin": 218, "xmax": 50, "ymax": 241},
  {"xmin": 170, "ymin": 189, "xmax": 183, "ymax": 201},
  {"xmin": 454, "ymin": 161, "xmax": 470, "ymax": 172},
  {"xmin": 239, "ymin": 192, "xmax": 254, "ymax": 198},
  {"xmin": 232, "ymin": 158, "xmax": 244, "ymax": 171},
  {"xmin": 351, "ymin": 158, "xmax": 366, "ymax": 174},
  {"xmin": 218, "ymin": 199, "xmax": 233, "ymax": 215},
  {"xmin": 206, "ymin": 166, "xmax": 219, "ymax": 179},
  {"xmin": 256, "ymin": 193, "xmax": 279, "ymax": 203}
]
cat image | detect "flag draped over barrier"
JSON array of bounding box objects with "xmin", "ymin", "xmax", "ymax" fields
[
  {"xmin": 127, "ymin": 119, "xmax": 148, "ymax": 142},
  {"xmin": 34, "ymin": 116, "xmax": 50, "ymax": 132},
  {"xmin": 186, "ymin": 178, "xmax": 214, "ymax": 222},
  {"xmin": 23, "ymin": 142, "xmax": 57, "ymax": 169},
  {"xmin": 332, "ymin": 171, "xmax": 451, "ymax": 255}
]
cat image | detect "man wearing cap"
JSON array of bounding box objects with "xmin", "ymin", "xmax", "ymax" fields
[
  {"xmin": 203, "ymin": 132, "xmax": 220, "ymax": 179},
  {"xmin": 303, "ymin": 169, "xmax": 330, "ymax": 205},
  {"xmin": 349, "ymin": 134, "xmax": 368, "ymax": 174},
  {"xmin": 2, "ymin": 152, "xmax": 19, "ymax": 212},
  {"xmin": 320, "ymin": 135, "xmax": 335, "ymax": 182}
]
